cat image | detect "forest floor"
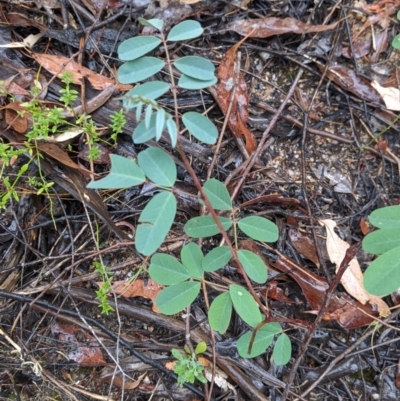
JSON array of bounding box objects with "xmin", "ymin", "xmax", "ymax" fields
[{"xmin": 1, "ymin": 0, "xmax": 400, "ymax": 400}]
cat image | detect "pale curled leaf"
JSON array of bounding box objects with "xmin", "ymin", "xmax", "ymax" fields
[
  {"xmin": 0, "ymin": 32, "xmax": 44, "ymax": 49},
  {"xmin": 371, "ymin": 80, "xmax": 400, "ymax": 111},
  {"xmin": 320, "ymin": 219, "xmax": 390, "ymax": 317},
  {"xmin": 203, "ymin": 364, "xmax": 236, "ymax": 393},
  {"xmin": 226, "ymin": 17, "xmax": 339, "ymax": 38},
  {"xmin": 32, "ymin": 53, "xmax": 131, "ymax": 91}
]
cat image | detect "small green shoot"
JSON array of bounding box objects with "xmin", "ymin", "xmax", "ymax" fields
[
  {"xmin": 172, "ymin": 342, "xmax": 208, "ymax": 387},
  {"xmin": 110, "ymin": 109, "xmax": 126, "ymax": 142},
  {"xmin": 94, "ymin": 261, "xmax": 115, "ymax": 315}
]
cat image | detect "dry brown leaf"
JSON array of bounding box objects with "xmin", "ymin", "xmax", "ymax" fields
[
  {"xmin": 360, "ymin": 217, "xmax": 371, "ymax": 236},
  {"xmin": 165, "ymin": 361, "xmax": 175, "ymax": 370},
  {"xmin": 5, "ymin": 102, "xmax": 31, "ymax": 133},
  {"xmin": 101, "ymin": 371, "xmax": 146, "ymax": 389},
  {"xmin": 371, "ymin": 80, "xmax": 400, "ymax": 111},
  {"xmin": 320, "ymin": 219, "xmax": 390, "ymax": 317},
  {"xmin": 316, "ymin": 64, "xmax": 384, "ymax": 105},
  {"xmin": 31, "ymin": 53, "xmax": 132, "ymax": 91},
  {"xmin": 288, "ymin": 228, "xmax": 319, "ymax": 266},
  {"xmin": 106, "ymin": 279, "xmax": 163, "ymax": 312},
  {"xmin": 270, "ymin": 256, "xmax": 380, "ymax": 328},
  {"xmin": 37, "ymin": 142, "xmax": 81, "ymax": 170},
  {"xmin": 226, "ymin": 17, "xmax": 338, "ymax": 38},
  {"xmin": 51, "ymin": 321, "xmax": 106, "ymax": 366},
  {"xmin": 210, "ymin": 35, "xmax": 257, "ymax": 153}
]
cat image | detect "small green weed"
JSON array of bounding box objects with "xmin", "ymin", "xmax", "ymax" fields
[
  {"xmin": 94, "ymin": 261, "xmax": 115, "ymax": 315},
  {"xmin": 109, "ymin": 109, "xmax": 126, "ymax": 142},
  {"xmin": 172, "ymin": 342, "xmax": 207, "ymax": 387},
  {"xmin": 0, "ymin": 71, "xmax": 124, "ymax": 212}
]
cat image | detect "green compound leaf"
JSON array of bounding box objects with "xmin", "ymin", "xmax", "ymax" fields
[
  {"xmin": 369, "ymin": 205, "xmax": 400, "ymax": 229},
  {"xmin": 238, "ymin": 216, "xmax": 279, "ymax": 242},
  {"xmin": 138, "ymin": 18, "xmax": 163, "ymax": 30},
  {"xmin": 208, "ymin": 292, "xmax": 232, "ymax": 334},
  {"xmin": 229, "ymin": 284, "xmax": 262, "ymax": 328},
  {"xmin": 166, "ymin": 116, "xmax": 177, "ymax": 147},
  {"xmin": 118, "ymin": 36, "xmax": 161, "ymax": 61},
  {"xmin": 155, "ymin": 109, "xmax": 166, "ymax": 141},
  {"xmin": 181, "ymin": 243, "xmax": 204, "ymax": 279},
  {"xmin": 167, "ymin": 20, "xmax": 203, "ymax": 41},
  {"xmin": 202, "ymin": 246, "xmax": 232, "ymax": 272},
  {"xmin": 272, "ymin": 333, "xmax": 292, "ymax": 365},
  {"xmin": 118, "ymin": 57, "xmax": 165, "ymax": 84},
  {"xmin": 123, "ymin": 96, "xmax": 141, "ymax": 110},
  {"xmin": 135, "ymin": 102, "xmax": 143, "ymax": 120},
  {"xmin": 237, "ymin": 323, "xmax": 282, "ymax": 358},
  {"xmin": 155, "ymin": 281, "xmax": 201, "ymax": 315},
  {"xmin": 364, "ymin": 246, "xmax": 400, "ymax": 296},
  {"xmin": 124, "ymin": 81, "xmax": 169, "ymax": 102},
  {"xmin": 362, "ymin": 228, "xmax": 400, "ymax": 254},
  {"xmin": 202, "ymin": 178, "xmax": 232, "ymax": 211},
  {"xmin": 178, "ymin": 74, "xmax": 217, "ymax": 90},
  {"xmin": 87, "ymin": 154, "xmax": 145, "ymax": 189},
  {"xmin": 138, "ymin": 147, "xmax": 176, "ymax": 187},
  {"xmin": 174, "ymin": 56, "xmax": 215, "ymax": 81},
  {"xmin": 182, "ymin": 112, "xmax": 218, "ymax": 144},
  {"xmin": 184, "ymin": 216, "xmax": 232, "ymax": 238},
  {"xmin": 135, "ymin": 191, "xmax": 176, "ymax": 256},
  {"xmin": 392, "ymin": 34, "xmax": 400, "ymax": 50},
  {"xmin": 145, "ymin": 104, "xmax": 153, "ymax": 128},
  {"xmin": 133, "ymin": 114, "xmax": 157, "ymax": 143},
  {"xmin": 149, "ymin": 253, "xmax": 190, "ymax": 285},
  {"xmin": 238, "ymin": 250, "xmax": 268, "ymax": 284}
]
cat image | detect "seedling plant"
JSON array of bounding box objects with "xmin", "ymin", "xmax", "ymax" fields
[
  {"xmin": 0, "ymin": 72, "xmax": 124, "ymax": 215},
  {"xmin": 172, "ymin": 342, "xmax": 208, "ymax": 387},
  {"xmin": 87, "ymin": 18, "xmax": 292, "ymax": 382}
]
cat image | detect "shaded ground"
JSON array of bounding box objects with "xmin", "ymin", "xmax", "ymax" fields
[{"xmin": 1, "ymin": 0, "xmax": 400, "ymax": 400}]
